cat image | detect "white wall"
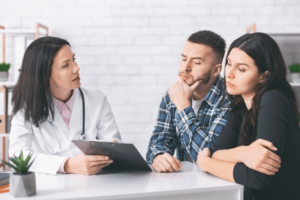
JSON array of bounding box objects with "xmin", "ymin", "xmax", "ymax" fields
[{"xmin": 1, "ymin": 0, "xmax": 300, "ymax": 156}]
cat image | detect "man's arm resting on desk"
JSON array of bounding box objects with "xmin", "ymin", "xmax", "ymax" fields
[
  {"xmin": 146, "ymin": 92, "xmax": 182, "ymax": 173},
  {"xmin": 152, "ymin": 153, "xmax": 181, "ymax": 173}
]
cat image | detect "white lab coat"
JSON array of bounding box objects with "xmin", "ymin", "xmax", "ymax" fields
[{"xmin": 9, "ymin": 88, "xmax": 121, "ymax": 175}]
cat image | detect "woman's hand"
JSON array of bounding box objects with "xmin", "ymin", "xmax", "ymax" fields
[
  {"xmin": 64, "ymin": 153, "xmax": 113, "ymax": 175},
  {"xmin": 237, "ymin": 139, "xmax": 281, "ymax": 175},
  {"xmin": 196, "ymin": 148, "xmax": 211, "ymax": 173}
]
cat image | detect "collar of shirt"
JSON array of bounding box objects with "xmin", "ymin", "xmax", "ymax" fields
[
  {"xmin": 53, "ymin": 90, "xmax": 75, "ymax": 113},
  {"xmin": 201, "ymin": 75, "xmax": 224, "ymax": 107}
]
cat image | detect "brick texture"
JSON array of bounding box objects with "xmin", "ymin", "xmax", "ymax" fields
[{"xmin": 1, "ymin": 0, "xmax": 300, "ymax": 157}]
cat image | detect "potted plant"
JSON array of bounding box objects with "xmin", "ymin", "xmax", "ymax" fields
[
  {"xmin": 289, "ymin": 63, "xmax": 300, "ymax": 83},
  {"xmin": 0, "ymin": 63, "xmax": 10, "ymax": 82},
  {"xmin": 1, "ymin": 151, "xmax": 36, "ymax": 197}
]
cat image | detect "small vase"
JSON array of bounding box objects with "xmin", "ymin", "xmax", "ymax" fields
[
  {"xmin": 290, "ymin": 73, "xmax": 300, "ymax": 83},
  {"xmin": 0, "ymin": 71, "xmax": 8, "ymax": 82},
  {"xmin": 9, "ymin": 172, "xmax": 36, "ymax": 197}
]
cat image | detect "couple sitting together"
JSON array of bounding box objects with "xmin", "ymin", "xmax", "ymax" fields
[
  {"xmin": 8, "ymin": 30, "xmax": 300, "ymax": 200},
  {"xmin": 146, "ymin": 31, "xmax": 300, "ymax": 200}
]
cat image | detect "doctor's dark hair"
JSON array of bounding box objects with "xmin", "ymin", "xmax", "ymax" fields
[
  {"xmin": 188, "ymin": 30, "xmax": 226, "ymax": 64},
  {"xmin": 11, "ymin": 36, "xmax": 70, "ymax": 127},
  {"xmin": 223, "ymin": 32, "xmax": 299, "ymax": 145}
]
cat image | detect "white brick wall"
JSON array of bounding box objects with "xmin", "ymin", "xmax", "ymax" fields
[{"xmin": 1, "ymin": 0, "xmax": 300, "ymax": 157}]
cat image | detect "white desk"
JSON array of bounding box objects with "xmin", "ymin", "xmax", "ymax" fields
[{"xmin": 1, "ymin": 162, "xmax": 243, "ymax": 200}]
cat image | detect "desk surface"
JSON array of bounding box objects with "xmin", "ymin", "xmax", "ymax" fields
[{"xmin": 1, "ymin": 162, "xmax": 243, "ymax": 200}]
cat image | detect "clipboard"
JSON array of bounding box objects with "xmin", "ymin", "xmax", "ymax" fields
[{"xmin": 72, "ymin": 140, "xmax": 152, "ymax": 171}]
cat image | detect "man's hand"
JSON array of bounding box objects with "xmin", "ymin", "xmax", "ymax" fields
[
  {"xmin": 64, "ymin": 153, "xmax": 113, "ymax": 175},
  {"xmin": 168, "ymin": 76, "xmax": 201, "ymax": 112},
  {"xmin": 237, "ymin": 139, "xmax": 281, "ymax": 175},
  {"xmin": 152, "ymin": 153, "xmax": 181, "ymax": 173},
  {"xmin": 196, "ymin": 148, "xmax": 211, "ymax": 173}
]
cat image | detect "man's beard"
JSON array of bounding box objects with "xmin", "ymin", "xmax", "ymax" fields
[
  {"xmin": 180, "ymin": 69, "xmax": 212, "ymax": 86},
  {"xmin": 195, "ymin": 70, "xmax": 211, "ymax": 85}
]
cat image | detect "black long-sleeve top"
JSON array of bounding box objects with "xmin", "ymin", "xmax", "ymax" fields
[{"xmin": 212, "ymin": 90, "xmax": 300, "ymax": 200}]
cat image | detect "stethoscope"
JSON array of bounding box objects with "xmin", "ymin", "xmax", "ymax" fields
[{"xmin": 36, "ymin": 87, "xmax": 86, "ymax": 155}]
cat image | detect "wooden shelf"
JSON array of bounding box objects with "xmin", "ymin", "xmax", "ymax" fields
[
  {"xmin": 0, "ymin": 29, "xmax": 36, "ymax": 34},
  {"xmin": 266, "ymin": 33, "xmax": 300, "ymax": 36},
  {"xmin": 0, "ymin": 81, "xmax": 16, "ymax": 86},
  {"xmin": 0, "ymin": 27, "xmax": 48, "ymax": 36},
  {"xmin": 290, "ymin": 82, "xmax": 300, "ymax": 86},
  {"xmin": 0, "ymin": 23, "xmax": 49, "ymax": 38}
]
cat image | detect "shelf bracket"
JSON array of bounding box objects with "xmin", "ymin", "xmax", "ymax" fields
[
  {"xmin": 0, "ymin": 25, "xmax": 5, "ymax": 63},
  {"xmin": 36, "ymin": 23, "xmax": 49, "ymax": 39},
  {"xmin": 246, "ymin": 23, "xmax": 256, "ymax": 33}
]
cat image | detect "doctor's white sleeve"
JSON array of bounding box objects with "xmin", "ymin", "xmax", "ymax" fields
[{"xmin": 9, "ymin": 111, "xmax": 68, "ymax": 175}]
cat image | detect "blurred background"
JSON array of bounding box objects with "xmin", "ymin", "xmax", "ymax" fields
[{"xmin": 0, "ymin": 0, "xmax": 300, "ymax": 168}]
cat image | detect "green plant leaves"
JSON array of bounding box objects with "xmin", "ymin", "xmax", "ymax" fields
[
  {"xmin": 289, "ymin": 63, "xmax": 300, "ymax": 73},
  {"xmin": 24, "ymin": 154, "xmax": 31, "ymax": 167},
  {"xmin": 1, "ymin": 150, "xmax": 34, "ymax": 174},
  {"xmin": 27, "ymin": 159, "xmax": 35, "ymax": 172},
  {"xmin": 10, "ymin": 157, "xmax": 21, "ymax": 168},
  {"xmin": 19, "ymin": 151, "xmax": 23, "ymax": 163},
  {"xmin": 1, "ymin": 160, "xmax": 18, "ymax": 172},
  {"xmin": 0, "ymin": 63, "xmax": 10, "ymax": 72}
]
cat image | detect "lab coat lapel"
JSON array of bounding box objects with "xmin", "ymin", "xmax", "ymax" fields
[
  {"xmin": 48, "ymin": 101, "xmax": 69, "ymax": 134},
  {"xmin": 69, "ymin": 88, "xmax": 89, "ymax": 140}
]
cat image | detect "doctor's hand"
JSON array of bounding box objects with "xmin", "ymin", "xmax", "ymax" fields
[
  {"xmin": 168, "ymin": 76, "xmax": 201, "ymax": 112},
  {"xmin": 152, "ymin": 153, "xmax": 181, "ymax": 173},
  {"xmin": 64, "ymin": 153, "xmax": 113, "ymax": 175}
]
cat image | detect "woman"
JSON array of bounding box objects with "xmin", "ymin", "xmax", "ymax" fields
[
  {"xmin": 197, "ymin": 32, "xmax": 300, "ymax": 200},
  {"xmin": 9, "ymin": 36, "xmax": 121, "ymax": 175}
]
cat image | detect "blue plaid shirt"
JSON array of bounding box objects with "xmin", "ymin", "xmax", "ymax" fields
[{"xmin": 146, "ymin": 75, "xmax": 232, "ymax": 164}]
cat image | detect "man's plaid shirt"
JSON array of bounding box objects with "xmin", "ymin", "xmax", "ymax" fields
[{"xmin": 146, "ymin": 75, "xmax": 232, "ymax": 164}]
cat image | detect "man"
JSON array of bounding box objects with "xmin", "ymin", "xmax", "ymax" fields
[{"xmin": 146, "ymin": 30, "xmax": 231, "ymax": 173}]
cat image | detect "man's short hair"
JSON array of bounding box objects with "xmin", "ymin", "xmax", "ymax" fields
[{"xmin": 188, "ymin": 30, "xmax": 226, "ymax": 64}]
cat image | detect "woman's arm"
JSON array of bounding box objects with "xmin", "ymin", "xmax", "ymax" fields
[
  {"xmin": 197, "ymin": 148, "xmax": 235, "ymax": 182},
  {"xmin": 9, "ymin": 112, "xmax": 68, "ymax": 175},
  {"xmin": 212, "ymin": 147, "xmax": 243, "ymax": 163},
  {"xmin": 232, "ymin": 91, "xmax": 291, "ymax": 189},
  {"xmin": 211, "ymin": 97, "xmax": 281, "ymax": 174},
  {"xmin": 213, "ymin": 140, "xmax": 280, "ymax": 173},
  {"xmin": 214, "ymin": 91, "xmax": 291, "ymax": 190},
  {"xmin": 199, "ymin": 91, "xmax": 291, "ymax": 189},
  {"xmin": 198, "ymin": 145, "xmax": 279, "ymax": 185}
]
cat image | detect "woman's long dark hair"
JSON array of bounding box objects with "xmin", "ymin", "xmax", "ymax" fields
[
  {"xmin": 12, "ymin": 36, "xmax": 70, "ymax": 127},
  {"xmin": 224, "ymin": 32, "xmax": 299, "ymax": 145}
]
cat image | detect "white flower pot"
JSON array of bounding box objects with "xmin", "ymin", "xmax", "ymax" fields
[
  {"xmin": 9, "ymin": 172, "xmax": 36, "ymax": 197},
  {"xmin": 0, "ymin": 71, "xmax": 9, "ymax": 82},
  {"xmin": 290, "ymin": 73, "xmax": 300, "ymax": 83}
]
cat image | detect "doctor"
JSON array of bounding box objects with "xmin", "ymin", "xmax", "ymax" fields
[{"xmin": 9, "ymin": 36, "xmax": 122, "ymax": 176}]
